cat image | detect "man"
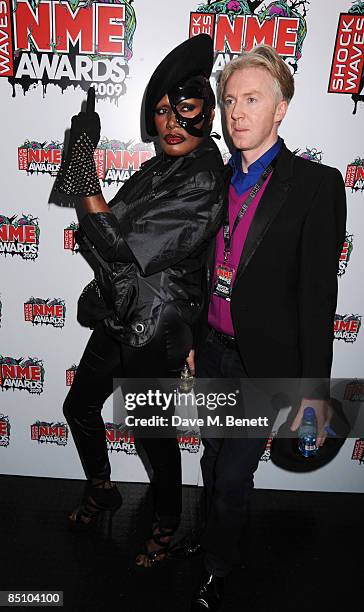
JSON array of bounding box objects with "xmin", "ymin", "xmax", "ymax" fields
[{"xmin": 188, "ymin": 45, "xmax": 347, "ymax": 611}]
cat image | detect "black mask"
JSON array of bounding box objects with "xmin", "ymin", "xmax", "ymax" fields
[{"xmin": 167, "ymin": 75, "xmax": 215, "ymax": 138}]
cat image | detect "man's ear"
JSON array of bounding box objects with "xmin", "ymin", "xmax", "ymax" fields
[{"xmin": 275, "ymin": 99, "xmax": 288, "ymax": 123}]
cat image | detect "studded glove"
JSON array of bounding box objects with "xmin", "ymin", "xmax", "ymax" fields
[{"xmin": 56, "ymin": 87, "xmax": 101, "ymax": 197}]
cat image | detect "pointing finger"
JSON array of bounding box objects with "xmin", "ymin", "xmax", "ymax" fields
[{"xmin": 86, "ymin": 86, "xmax": 96, "ymax": 116}]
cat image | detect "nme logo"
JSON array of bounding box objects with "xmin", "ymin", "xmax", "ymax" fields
[
  {"xmin": 177, "ymin": 430, "xmax": 200, "ymax": 453},
  {"xmin": 0, "ymin": 415, "xmax": 11, "ymax": 447},
  {"xmin": 328, "ymin": 8, "xmax": 364, "ymax": 115},
  {"xmin": 105, "ymin": 422, "xmax": 136, "ymax": 454},
  {"xmin": 1, "ymin": 0, "xmax": 137, "ymax": 102},
  {"xmin": 64, "ymin": 222, "xmax": 79, "ymax": 251},
  {"xmin": 345, "ymin": 158, "xmax": 364, "ymax": 191},
  {"xmin": 189, "ymin": 0, "xmax": 309, "ymax": 76},
  {"xmin": 94, "ymin": 138, "xmax": 154, "ymax": 184},
  {"xmin": 66, "ymin": 364, "xmax": 77, "ymax": 386},
  {"xmin": 0, "ymin": 214, "xmax": 40, "ymax": 259},
  {"xmin": 24, "ymin": 298, "xmax": 66, "ymax": 328},
  {"xmin": 334, "ymin": 314, "xmax": 361, "ymax": 343},
  {"xmin": 0, "ymin": 356, "xmax": 45, "ymax": 394},
  {"xmin": 31, "ymin": 421, "xmax": 68, "ymax": 445},
  {"xmin": 18, "ymin": 141, "xmax": 63, "ymax": 176},
  {"xmin": 344, "ymin": 379, "xmax": 364, "ymax": 401},
  {"xmin": 351, "ymin": 438, "xmax": 364, "ymax": 464},
  {"xmin": 338, "ymin": 233, "xmax": 353, "ymax": 277}
]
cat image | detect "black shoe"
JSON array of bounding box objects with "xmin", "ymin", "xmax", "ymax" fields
[{"xmin": 191, "ymin": 571, "xmax": 225, "ymax": 611}]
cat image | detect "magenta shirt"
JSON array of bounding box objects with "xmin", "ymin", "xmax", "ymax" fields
[{"xmin": 208, "ymin": 175, "xmax": 272, "ymax": 336}]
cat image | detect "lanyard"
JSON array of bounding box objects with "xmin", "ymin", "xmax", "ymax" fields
[{"xmin": 223, "ymin": 161, "xmax": 275, "ymax": 261}]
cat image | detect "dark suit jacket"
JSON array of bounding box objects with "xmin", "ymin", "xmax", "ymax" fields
[{"xmin": 198, "ymin": 143, "xmax": 347, "ymax": 392}]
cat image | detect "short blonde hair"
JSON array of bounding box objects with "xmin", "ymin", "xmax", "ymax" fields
[{"xmin": 218, "ymin": 45, "xmax": 295, "ymax": 104}]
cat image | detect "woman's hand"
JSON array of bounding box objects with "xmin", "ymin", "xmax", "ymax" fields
[{"xmin": 56, "ymin": 87, "xmax": 102, "ymax": 197}]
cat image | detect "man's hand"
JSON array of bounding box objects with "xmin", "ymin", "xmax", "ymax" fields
[
  {"xmin": 290, "ymin": 398, "xmax": 333, "ymax": 446},
  {"xmin": 186, "ymin": 349, "xmax": 195, "ymax": 376}
]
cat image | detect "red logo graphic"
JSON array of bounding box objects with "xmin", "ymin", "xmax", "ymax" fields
[
  {"xmin": 334, "ymin": 314, "xmax": 362, "ymax": 343},
  {"xmin": 0, "ymin": 356, "xmax": 45, "ymax": 394},
  {"xmin": 94, "ymin": 138, "xmax": 154, "ymax": 184},
  {"xmin": 24, "ymin": 298, "xmax": 66, "ymax": 328},
  {"xmin": 0, "ymin": 214, "xmax": 40, "ymax": 260},
  {"xmin": 18, "ymin": 141, "xmax": 63, "ymax": 176},
  {"xmin": 105, "ymin": 422, "xmax": 136, "ymax": 454},
  {"xmin": 338, "ymin": 233, "xmax": 353, "ymax": 277},
  {"xmin": 351, "ymin": 438, "xmax": 364, "ymax": 463},
  {"xmin": 328, "ymin": 9, "xmax": 364, "ymax": 114},
  {"xmin": 64, "ymin": 223, "xmax": 79, "ymax": 251},
  {"xmin": 344, "ymin": 379, "xmax": 364, "ymax": 401},
  {"xmin": 2, "ymin": 0, "xmax": 137, "ymax": 102},
  {"xmin": 177, "ymin": 430, "xmax": 200, "ymax": 453},
  {"xmin": 0, "ymin": 415, "xmax": 11, "ymax": 448},
  {"xmin": 190, "ymin": 1, "xmax": 309, "ymax": 76},
  {"xmin": 345, "ymin": 158, "xmax": 364, "ymax": 191},
  {"xmin": 31, "ymin": 421, "xmax": 68, "ymax": 445},
  {"xmin": 66, "ymin": 364, "xmax": 78, "ymax": 386}
]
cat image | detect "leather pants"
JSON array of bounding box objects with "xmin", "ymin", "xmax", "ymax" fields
[{"xmin": 63, "ymin": 303, "xmax": 193, "ymax": 528}]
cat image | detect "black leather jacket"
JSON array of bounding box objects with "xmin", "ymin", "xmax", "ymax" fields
[{"xmin": 80, "ymin": 136, "xmax": 226, "ymax": 347}]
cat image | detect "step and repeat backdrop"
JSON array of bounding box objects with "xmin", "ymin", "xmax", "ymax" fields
[{"xmin": 1, "ymin": 0, "xmax": 364, "ymax": 492}]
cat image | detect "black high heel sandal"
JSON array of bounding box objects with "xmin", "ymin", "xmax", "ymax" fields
[
  {"xmin": 68, "ymin": 480, "xmax": 122, "ymax": 532},
  {"xmin": 135, "ymin": 523, "xmax": 177, "ymax": 568}
]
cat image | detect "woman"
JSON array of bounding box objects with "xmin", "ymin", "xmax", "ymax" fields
[{"xmin": 57, "ymin": 34, "xmax": 226, "ymax": 567}]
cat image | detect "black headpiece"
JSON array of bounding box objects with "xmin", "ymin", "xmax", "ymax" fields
[{"xmin": 145, "ymin": 34, "xmax": 215, "ymax": 138}]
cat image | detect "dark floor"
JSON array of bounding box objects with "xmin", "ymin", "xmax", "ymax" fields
[{"xmin": 0, "ymin": 475, "xmax": 363, "ymax": 611}]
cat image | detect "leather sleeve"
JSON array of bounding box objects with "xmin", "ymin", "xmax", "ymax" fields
[
  {"xmin": 80, "ymin": 213, "xmax": 136, "ymax": 263},
  {"xmin": 80, "ymin": 170, "xmax": 225, "ymax": 276}
]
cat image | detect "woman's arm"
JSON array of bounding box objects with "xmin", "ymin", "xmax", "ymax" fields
[{"xmin": 83, "ymin": 193, "xmax": 110, "ymax": 213}]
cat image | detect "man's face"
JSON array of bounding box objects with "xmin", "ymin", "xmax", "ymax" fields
[{"xmin": 222, "ymin": 67, "xmax": 287, "ymax": 153}]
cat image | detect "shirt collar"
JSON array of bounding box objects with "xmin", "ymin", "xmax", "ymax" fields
[{"xmin": 229, "ymin": 137, "xmax": 283, "ymax": 196}]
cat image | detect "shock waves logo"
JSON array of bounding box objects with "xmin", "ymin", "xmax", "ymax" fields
[
  {"xmin": 18, "ymin": 140, "xmax": 63, "ymax": 176},
  {"xmin": 24, "ymin": 297, "xmax": 66, "ymax": 328},
  {"xmin": 0, "ymin": 356, "xmax": 45, "ymax": 394},
  {"xmin": 66, "ymin": 364, "xmax": 78, "ymax": 386},
  {"xmin": 189, "ymin": 0, "xmax": 309, "ymax": 76},
  {"xmin": 1, "ymin": 0, "xmax": 137, "ymax": 102},
  {"xmin": 177, "ymin": 430, "xmax": 200, "ymax": 453},
  {"xmin": 105, "ymin": 422, "xmax": 136, "ymax": 454},
  {"xmin": 328, "ymin": 3, "xmax": 364, "ymax": 115},
  {"xmin": 0, "ymin": 214, "xmax": 40, "ymax": 259},
  {"xmin": 344, "ymin": 379, "xmax": 364, "ymax": 400},
  {"xmin": 338, "ymin": 233, "xmax": 353, "ymax": 277},
  {"xmin": 351, "ymin": 438, "xmax": 364, "ymax": 464},
  {"xmin": 345, "ymin": 157, "xmax": 364, "ymax": 191},
  {"xmin": 64, "ymin": 222, "xmax": 79, "ymax": 251},
  {"xmin": 334, "ymin": 314, "xmax": 361, "ymax": 343},
  {"xmin": 0, "ymin": 415, "xmax": 11, "ymax": 447},
  {"xmin": 31, "ymin": 421, "xmax": 68, "ymax": 445}
]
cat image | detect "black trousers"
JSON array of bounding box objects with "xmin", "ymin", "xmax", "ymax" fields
[
  {"xmin": 63, "ymin": 305, "xmax": 193, "ymax": 528},
  {"xmin": 196, "ymin": 331, "xmax": 267, "ymax": 575}
]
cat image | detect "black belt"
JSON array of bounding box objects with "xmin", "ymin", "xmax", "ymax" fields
[{"xmin": 209, "ymin": 327, "xmax": 237, "ymax": 350}]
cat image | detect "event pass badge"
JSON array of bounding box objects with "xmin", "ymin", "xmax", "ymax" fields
[{"xmin": 213, "ymin": 263, "xmax": 235, "ymax": 301}]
